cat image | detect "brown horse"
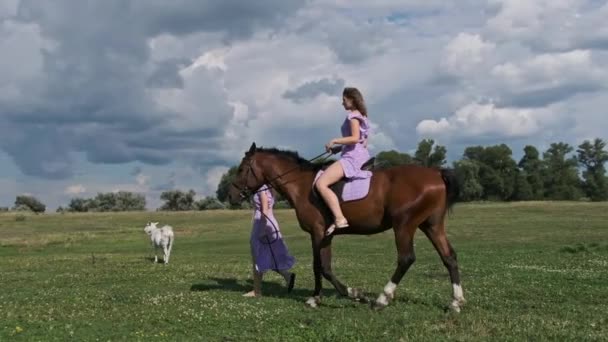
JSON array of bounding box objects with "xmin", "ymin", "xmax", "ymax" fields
[{"xmin": 228, "ymin": 143, "xmax": 465, "ymax": 311}]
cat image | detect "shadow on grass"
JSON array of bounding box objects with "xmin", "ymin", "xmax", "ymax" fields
[
  {"xmin": 144, "ymin": 256, "xmax": 167, "ymax": 263},
  {"xmin": 191, "ymin": 277, "xmax": 354, "ymax": 308}
]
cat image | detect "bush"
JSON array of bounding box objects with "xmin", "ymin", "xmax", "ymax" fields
[
  {"xmin": 14, "ymin": 195, "xmax": 46, "ymax": 213},
  {"xmin": 159, "ymin": 190, "xmax": 196, "ymax": 211},
  {"xmin": 196, "ymin": 197, "xmax": 225, "ymax": 210},
  {"xmin": 13, "ymin": 204, "xmax": 33, "ymax": 212},
  {"xmin": 67, "ymin": 192, "xmax": 146, "ymax": 212},
  {"xmin": 274, "ymin": 200, "xmax": 292, "ymax": 209},
  {"xmin": 15, "ymin": 214, "xmax": 26, "ymax": 222}
]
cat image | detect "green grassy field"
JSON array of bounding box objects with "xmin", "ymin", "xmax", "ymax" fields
[{"xmin": 1, "ymin": 202, "xmax": 607, "ymax": 341}]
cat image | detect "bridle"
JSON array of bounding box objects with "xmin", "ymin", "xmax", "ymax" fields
[
  {"xmin": 231, "ymin": 157, "xmax": 261, "ymax": 201},
  {"xmin": 230, "ymin": 148, "xmax": 339, "ymax": 202},
  {"xmin": 229, "ymin": 147, "xmax": 339, "ymax": 271}
]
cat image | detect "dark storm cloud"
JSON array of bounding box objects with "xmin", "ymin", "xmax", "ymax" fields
[
  {"xmin": 0, "ymin": 0, "xmax": 306, "ymax": 179},
  {"xmin": 146, "ymin": 59, "xmax": 190, "ymax": 89}
]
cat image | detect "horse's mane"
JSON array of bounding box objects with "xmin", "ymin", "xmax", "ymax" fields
[{"xmin": 256, "ymin": 147, "xmax": 333, "ymax": 171}]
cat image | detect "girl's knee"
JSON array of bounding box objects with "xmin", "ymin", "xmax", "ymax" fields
[{"xmin": 315, "ymin": 180, "xmax": 327, "ymax": 190}]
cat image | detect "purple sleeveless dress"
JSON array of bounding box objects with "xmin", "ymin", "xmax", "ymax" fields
[
  {"xmin": 339, "ymin": 110, "xmax": 372, "ymax": 180},
  {"xmin": 250, "ymin": 185, "xmax": 295, "ymax": 273}
]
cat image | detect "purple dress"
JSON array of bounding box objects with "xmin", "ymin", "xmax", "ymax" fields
[
  {"xmin": 339, "ymin": 110, "xmax": 372, "ymax": 180},
  {"xmin": 250, "ymin": 185, "xmax": 295, "ymax": 273}
]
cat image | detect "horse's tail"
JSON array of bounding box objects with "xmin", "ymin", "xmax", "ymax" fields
[{"xmin": 440, "ymin": 168, "xmax": 460, "ymax": 212}]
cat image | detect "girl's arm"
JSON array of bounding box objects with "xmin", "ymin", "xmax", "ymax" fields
[
  {"xmin": 327, "ymin": 119, "xmax": 361, "ymax": 148},
  {"xmin": 260, "ymin": 190, "xmax": 270, "ymax": 217}
]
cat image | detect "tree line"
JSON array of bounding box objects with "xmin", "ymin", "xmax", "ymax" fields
[
  {"xmin": 215, "ymin": 138, "xmax": 608, "ymax": 204},
  {"xmin": 3, "ymin": 138, "xmax": 606, "ymax": 214}
]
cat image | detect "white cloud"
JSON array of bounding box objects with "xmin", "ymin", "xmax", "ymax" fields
[
  {"xmin": 491, "ymin": 50, "xmax": 599, "ymax": 89},
  {"xmin": 416, "ymin": 102, "xmax": 555, "ymax": 139},
  {"xmin": 441, "ymin": 33, "xmax": 495, "ymax": 75},
  {"xmin": 0, "ymin": 0, "xmax": 18, "ymax": 19},
  {"xmin": 184, "ymin": 48, "xmax": 229, "ymax": 73},
  {"xmin": 135, "ymin": 174, "xmax": 150, "ymax": 186},
  {"xmin": 2, "ymin": 0, "xmax": 608, "ymax": 209},
  {"xmin": 486, "ymin": 0, "xmax": 582, "ymax": 40},
  {"xmin": 64, "ymin": 184, "xmax": 86, "ymax": 195},
  {"xmin": 203, "ymin": 166, "xmax": 229, "ymax": 197}
]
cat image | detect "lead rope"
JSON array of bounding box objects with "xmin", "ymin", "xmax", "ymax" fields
[{"xmin": 250, "ymin": 149, "xmax": 340, "ymax": 273}]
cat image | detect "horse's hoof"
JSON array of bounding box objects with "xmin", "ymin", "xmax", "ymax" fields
[
  {"xmin": 370, "ymin": 300, "xmax": 388, "ymax": 311},
  {"xmin": 348, "ymin": 287, "xmax": 363, "ymax": 299},
  {"xmin": 305, "ymin": 296, "xmax": 320, "ymax": 308},
  {"xmin": 449, "ymin": 298, "xmax": 465, "ymax": 313}
]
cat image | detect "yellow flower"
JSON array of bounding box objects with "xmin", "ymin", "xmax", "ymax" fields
[{"xmin": 15, "ymin": 326, "xmax": 24, "ymax": 333}]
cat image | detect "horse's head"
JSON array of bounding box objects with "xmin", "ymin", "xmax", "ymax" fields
[
  {"xmin": 228, "ymin": 142, "xmax": 266, "ymax": 205},
  {"xmin": 144, "ymin": 221, "xmax": 159, "ymax": 234}
]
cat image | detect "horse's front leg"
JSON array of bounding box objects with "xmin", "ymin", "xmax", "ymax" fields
[
  {"xmin": 319, "ymin": 237, "xmax": 365, "ymax": 301},
  {"xmin": 306, "ymin": 236, "xmax": 323, "ymax": 308},
  {"xmin": 306, "ymin": 235, "xmax": 361, "ymax": 308}
]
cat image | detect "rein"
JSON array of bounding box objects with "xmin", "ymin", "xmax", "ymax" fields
[
  {"xmin": 234, "ymin": 148, "xmax": 339, "ymax": 272},
  {"xmin": 233, "ymin": 147, "xmax": 340, "ymax": 200}
]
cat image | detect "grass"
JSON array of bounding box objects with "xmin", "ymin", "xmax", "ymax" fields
[{"xmin": 1, "ymin": 202, "xmax": 607, "ymax": 341}]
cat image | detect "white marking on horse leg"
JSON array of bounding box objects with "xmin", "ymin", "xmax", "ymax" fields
[
  {"xmin": 384, "ymin": 281, "xmax": 397, "ymax": 300},
  {"xmin": 376, "ymin": 294, "xmax": 389, "ymax": 306},
  {"xmin": 450, "ymin": 283, "xmax": 465, "ymax": 312},
  {"xmin": 306, "ymin": 296, "xmax": 320, "ymax": 308},
  {"xmin": 453, "ymin": 283, "xmax": 464, "ymax": 301},
  {"xmin": 375, "ymin": 281, "xmax": 397, "ymax": 306},
  {"xmin": 154, "ymin": 255, "xmax": 158, "ymax": 263}
]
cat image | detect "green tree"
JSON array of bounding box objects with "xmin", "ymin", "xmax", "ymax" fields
[
  {"xmin": 93, "ymin": 193, "xmax": 117, "ymax": 212},
  {"xmin": 14, "ymin": 195, "xmax": 46, "ymax": 213},
  {"xmin": 66, "ymin": 192, "xmax": 145, "ymax": 212},
  {"xmin": 453, "ymin": 159, "xmax": 483, "ymax": 201},
  {"xmin": 464, "ymin": 144, "xmax": 518, "ymax": 200},
  {"xmin": 196, "ymin": 197, "xmax": 225, "ymax": 210},
  {"xmin": 543, "ymin": 142, "xmax": 582, "ymax": 200},
  {"xmin": 113, "ymin": 192, "xmax": 146, "ymax": 211},
  {"xmin": 518, "ymin": 145, "xmax": 545, "ymax": 199},
  {"xmin": 216, "ymin": 166, "xmax": 238, "ymax": 203},
  {"xmin": 375, "ymin": 150, "xmax": 413, "ymax": 169},
  {"xmin": 68, "ymin": 198, "xmax": 94, "ymax": 212},
  {"xmin": 160, "ymin": 190, "xmax": 196, "ymax": 211},
  {"xmin": 512, "ymin": 170, "xmax": 534, "ymax": 201},
  {"xmin": 577, "ymin": 138, "xmax": 608, "ymax": 201},
  {"xmin": 414, "ymin": 139, "xmax": 447, "ymax": 168}
]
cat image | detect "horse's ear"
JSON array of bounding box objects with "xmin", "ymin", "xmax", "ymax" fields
[{"xmin": 247, "ymin": 142, "xmax": 256, "ymax": 155}]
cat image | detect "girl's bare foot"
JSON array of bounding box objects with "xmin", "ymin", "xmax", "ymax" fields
[{"xmin": 242, "ymin": 291, "xmax": 259, "ymax": 297}]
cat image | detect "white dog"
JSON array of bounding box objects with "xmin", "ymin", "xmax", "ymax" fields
[{"xmin": 144, "ymin": 222, "xmax": 174, "ymax": 264}]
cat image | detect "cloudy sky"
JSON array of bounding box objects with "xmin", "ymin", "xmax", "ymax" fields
[{"xmin": 1, "ymin": 0, "xmax": 607, "ymax": 210}]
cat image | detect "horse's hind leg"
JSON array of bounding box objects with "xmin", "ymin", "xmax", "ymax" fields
[
  {"xmin": 373, "ymin": 222, "xmax": 417, "ymax": 309},
  {"xmin": 421, "ymin": 219, "xmax": 465, "ymax": 312}
]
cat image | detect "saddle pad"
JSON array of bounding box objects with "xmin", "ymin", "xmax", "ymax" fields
[{"xmin": 313, "ymin": 170, "xmax": 372, "ymax": 202}]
